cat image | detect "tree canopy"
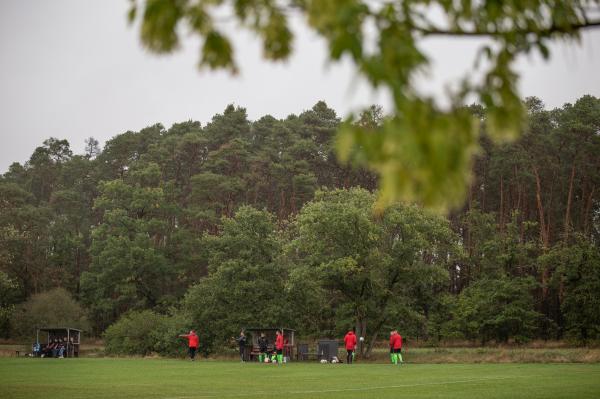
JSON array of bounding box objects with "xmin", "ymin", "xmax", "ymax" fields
[{"xmin": 1, "ymin": 97, "xmax": 599, "ymax": 349}]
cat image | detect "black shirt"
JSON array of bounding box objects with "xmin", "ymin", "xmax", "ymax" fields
[
  {"xmin": 236, "ymin": 335, "xmax": 247, "ymax": 348},
  {"xmin": 258, "ymin": 336, "xmax": 268, "ymax": 351}
]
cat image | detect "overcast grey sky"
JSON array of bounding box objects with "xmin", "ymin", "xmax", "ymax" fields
[{"xmin": 1, "ymin": 1, "xmax": 599, "ymax": 173}]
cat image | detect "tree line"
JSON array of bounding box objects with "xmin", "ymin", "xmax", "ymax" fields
[{"xmin": 1, "ymin": 97, "xmax": 599, "ymax": 355}]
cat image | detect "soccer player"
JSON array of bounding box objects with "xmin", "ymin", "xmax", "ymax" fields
[
  {"xmin": 258, "ymin": 332, "xmax": 268, "ymax": 363},
  {"xmin": 275, "ymin": 330, "xmax": 284, "ymax": 365},
  {"xmin": 178, "ymin": 330, "xmax": 199, "ymax": 361},
  {"xmin": 391, "ymin": 329, "xmax": 403, "ymax": 365},
  {"xmin": 344, "ymin": 329, "xmax": 357, "ymax": 364},
  {"xmin": 389, "ymin": 330, "xmax": 395, "ymax": 364},
  {"xmin": 235, "ymin": 331, "xmax": 247, "ymax": 362}
]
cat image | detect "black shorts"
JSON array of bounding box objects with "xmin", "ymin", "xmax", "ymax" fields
[
  {"xmin": 393, "ymin": 348, "xmax": 402, "ymax": 353},
  {"xmin": 276, "ymin": 349, "xmax": 283, "ymax": 355}
]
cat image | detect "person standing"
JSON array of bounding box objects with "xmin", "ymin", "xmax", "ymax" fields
[
  {"xmin": 257, "ymin": 332, "xmax": 268, "ymax": 363},
  {"xmin": 389, "ymin": 330, "xmax": 395, "ymax": 364},
  {"xmin": 235, "ymin": 331, "xmax": 247, "ymax": 362},
  {"xmin": 391, "ymin": 330, "xmax": 403, "ymax": 365},
  {"xmin": 178, "ymin": 330, "xmax": 199, "ymax": 361},
  {"xmin": 343, "ymin": 329, "xmax": 357, "ymax": 364},
  {"xmin": 275, "ymin": 330, "xmax": 284, "ymax": 364}
]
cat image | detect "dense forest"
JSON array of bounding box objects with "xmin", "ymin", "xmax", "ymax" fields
[{"xmin": 1, "ymin": 96, "xmax": 599, "ymax": 356}]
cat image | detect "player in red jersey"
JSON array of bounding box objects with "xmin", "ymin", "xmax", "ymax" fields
[
  {"xmin": 390, "ymin": 330, "xmax": 403, "ymax": 365},
  {"xmin": 178, "ymin": 330, "xmax": 199, "ymax": 361},
  {"xmin": 275, "ymin": 330, "xmax": 284, "ymax": 364},
  {"xmin": 344, "ymin": 329, "xmax": 357, "ymax": 364}
]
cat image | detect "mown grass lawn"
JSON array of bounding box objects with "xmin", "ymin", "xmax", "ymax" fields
[{"xmin": 1, "ymin": 358, "xmax": 599, "ymax": 399}]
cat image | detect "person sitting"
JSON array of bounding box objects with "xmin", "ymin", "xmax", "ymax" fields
[
  {"xmin": 270, "ymin": 348, "xmax": 278, "ymax": 363},
  {"xmin": 52, "ymin": 338, "xmax": 62, "ymax": 357},
  {"xmin": 41, "ymin": 339, "xmax": 57, "ymax": 358},
  {"xmin": 56, "ymin": 338, "xmax": 66, "ymax": 358},
  {"xmin": 32, "ymin": 342, "xmax": 41, "ymax": 357}
]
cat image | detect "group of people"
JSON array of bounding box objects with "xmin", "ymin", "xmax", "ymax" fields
[
  {"xmin": 33, "ymin": 337, "xmax": 72, "ymax": 358},
  {"xmin": 179, "ymin": 329, "xmax": 286, "ymax": 364},
  {"xmin": 235, "ymin": 330, "xmax": 286, "ymax": 364},
  {"xmin": 253, "ymin": 330, "xmax": 285, "ymax": 364},
  {"xmin": 179, "ymin": 328, "xmax": 403, "ymax": 365},
  {"xmin": 343, "ymin": 329, "xmax": 403, "ymax": 365}
]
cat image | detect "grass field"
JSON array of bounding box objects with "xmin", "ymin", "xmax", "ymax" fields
[{"xmin": 1, "ymin": 359, "xmax": 599, "ymax": 399}]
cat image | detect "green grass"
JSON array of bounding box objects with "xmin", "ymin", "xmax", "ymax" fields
[{"xmin": 1, "ymin": 358, "xmax": 599, "ymax": 399}]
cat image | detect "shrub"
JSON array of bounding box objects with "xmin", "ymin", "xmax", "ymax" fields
[
  {"xmin": 454, "ymin": 277, "xmax": 542, "ymax": 344},
  {"xmin": 11, "ymin": 288, "xmax": 90, "ymax": 341},
  {"xmin": 150, "ymin": 312, "xmax": 189, "ymax": 357},
  {"xmin": 0, "ymin": 271, "xmax": 20, "ymax": 338},
  {"xmin": 104, "ymin": 310, "xmax": 190, "ymax": 357}
]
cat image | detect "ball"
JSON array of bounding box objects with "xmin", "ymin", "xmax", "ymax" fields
[{"xmin": 359, "ymin": 336, "xmax": 365, "ymax": 342}]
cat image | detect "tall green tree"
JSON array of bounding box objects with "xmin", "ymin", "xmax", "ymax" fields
[
  {"xmin": 182, "ymin": 206, "xmax": 285, "ymax": 352},
  {"xmin": 81, "ymin": 164, "xmax": 174, "ymax": 332},
  {"xmin": 287, "ymin": 188, "xmax": 459, "ymax": 356}
]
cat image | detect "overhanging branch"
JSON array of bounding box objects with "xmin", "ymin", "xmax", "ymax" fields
[{"xmin": 418, "ymin": 20, "xmax": 600, "ymax": 38}]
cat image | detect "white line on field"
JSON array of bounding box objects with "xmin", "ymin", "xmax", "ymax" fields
[
  {"xmin": 288, "ymin": 375, "xmax": 541, "ymax": 395},
  {"xmin": 163, "ymin": 374, "xmax": 542, "ymax": 398}
]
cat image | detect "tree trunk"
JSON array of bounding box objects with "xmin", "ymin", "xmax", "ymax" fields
[
  {"xmin": 279, "ymin": 190, "xmax": 286, "ymax": 220},
  {"xmin": 468, "ymin": 182, "xmax": 473, "ymax": 211},
  {"xmin": 365, "ymin": 330, "xmax": 379, "ymax": 358},
  {"xmin": 534, "ymin": 165, "xmax": 551, "ymax": 313},
  {"xmin": 355, "ymin": 318, "xmax": 367, "ymax": 357},
  {"xmin": 75, "ymin": 245, "xmax": 81, "ymax": 295},
  {"xmin": 564, "ymin": 163, "xmax": 576, "ymax": 240},
  {"xmin": 499, "ymin": 175, "xmax": 505, "ymax": 233},
  {"xmin": 533, "ymin": 166, "xmax": 549, "ymax": 248},
  {"xmin": 583, "ymin": 187, "xmax": 595, "ymax": 237}
]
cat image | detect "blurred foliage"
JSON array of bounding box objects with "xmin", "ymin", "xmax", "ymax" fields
[{"xmin": 128, "ymin": 0, "xmax": 599, "ymax": 211}]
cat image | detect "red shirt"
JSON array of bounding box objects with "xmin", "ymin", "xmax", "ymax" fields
[
  {"xmin": 184, "ymin": 333, "xmax": 199, "ymax": 348},
  {"xmin": 392, "ymin": 333, "xmax": 402, "ymax": 349},
  {"xmin": 344, "ymin": 331, "xmax": 357, "ymax": 350},
  {"xmin": 275, "ymin": 334, "xmax": 284, "ymax": 350}
]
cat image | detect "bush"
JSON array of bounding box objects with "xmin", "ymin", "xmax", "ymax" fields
[
  {"xmin": 11, "ymin": 288, "xmax": 90, "ymax": 341},
  {"xmin": 0, "ymin": 271, "xmax": 20, "ymax": 338},
  {"xmin": 150, "ymin": 312, "xmax": 189, "ymax": 357},
  {"xmin": 104, "ymin": 310, "xmax": 190, "ymax": 357},
  {"xmin": 453, "ymin": 277, "xmax": 542, "ymax": 344}
]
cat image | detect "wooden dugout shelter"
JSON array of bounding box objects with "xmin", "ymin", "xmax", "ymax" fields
[{"xmin": 36, "ymin": 327, "xmax": 81, "ymax": 358}]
